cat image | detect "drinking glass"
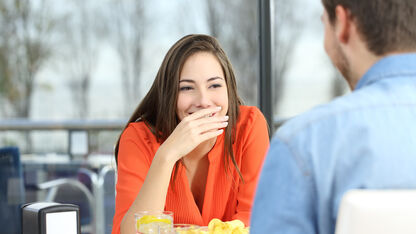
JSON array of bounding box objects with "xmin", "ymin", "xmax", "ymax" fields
[{"xmin": 135, "ymin": 211, "xmax": 174, "ymax": 234}]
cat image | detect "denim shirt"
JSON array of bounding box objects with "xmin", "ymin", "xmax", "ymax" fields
[{"xmin": 251, "ymin": 54, "xmax": 416, "ymax": 234}]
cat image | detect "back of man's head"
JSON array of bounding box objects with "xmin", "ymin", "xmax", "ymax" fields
[{"xmin": 322, "ymin": 0, "xmax": 416, "ymax": 56}]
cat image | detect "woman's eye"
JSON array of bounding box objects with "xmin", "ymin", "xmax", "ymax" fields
[
  {"xmin": 210, "ymin": 84, "xmax": 222, "ymax": 89},
  {"xmin": 179, "ymin": 86, "xmax": 193, "ymax": 91}
]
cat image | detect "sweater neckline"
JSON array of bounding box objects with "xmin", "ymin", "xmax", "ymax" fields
[{"xmin": 180, "ymin": 132, "xmax": 225, "ymax": 223}]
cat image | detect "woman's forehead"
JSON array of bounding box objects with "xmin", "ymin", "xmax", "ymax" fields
[{"xmin": 179, "ymin": 52, "xmax": 225, "ymax": 80}]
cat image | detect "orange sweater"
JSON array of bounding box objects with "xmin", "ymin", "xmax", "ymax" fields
[{"xmin": 112, "ymin": 106, "xmax": 269, "ymax": 233}]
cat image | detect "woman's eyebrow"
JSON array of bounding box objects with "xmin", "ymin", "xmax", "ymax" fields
[
  {"xmin": 179, "ymin": 77, "xmax": 224, "ymax": 83},
  {"xmin": 207, "ymin": 76, "xmax": 224, "ymax": 82},
  {"xmin": 179, "ymin": 79, "xmax": 195, "ymax": 83}
]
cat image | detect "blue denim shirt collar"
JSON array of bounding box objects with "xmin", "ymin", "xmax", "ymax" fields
[{"xmin": 355, "ymin": 53, "xmax": 416, "ymax": 90}]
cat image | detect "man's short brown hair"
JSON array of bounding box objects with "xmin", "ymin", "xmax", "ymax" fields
[{"xmin": 322, "ymin": 0, "xmax": 416, "ymax": 55}]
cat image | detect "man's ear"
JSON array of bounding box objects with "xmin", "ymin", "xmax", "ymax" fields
[{"xmin": 335, "ymin": 5, "xmax": 351, "ymax": 44}]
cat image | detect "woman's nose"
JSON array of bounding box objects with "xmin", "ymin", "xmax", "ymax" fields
[{"xmin": 195, "ymin": 91, "xmax": 213, "ymax": 108}]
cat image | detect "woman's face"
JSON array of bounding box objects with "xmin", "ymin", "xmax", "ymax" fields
[{"xmin": 177, "ymin": 52, "xmax": 228, "ymax": 120}]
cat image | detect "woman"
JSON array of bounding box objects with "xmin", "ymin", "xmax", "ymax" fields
[{"xmin": 112, "ymin": 34, "xmax": 269, "ymax": 234}]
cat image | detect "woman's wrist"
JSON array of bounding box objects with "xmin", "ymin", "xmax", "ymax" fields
[{"xmin": 153, "ymin": 147, "xmax": 180, "ymax": 168}]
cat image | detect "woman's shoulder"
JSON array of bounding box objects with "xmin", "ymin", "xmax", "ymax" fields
[
  {"xmin": 235, "ymin": 105, "xmax": 268, "ymax": 137},
  {"xmin": 238, "ymin": 105, "xmax": 266, "ymax": 125},
  {"xmin": 233, "ymin": 106, "xmax": 269, "ymax": 152},
  {"xmin": 121, "ymin": 121, "xmax": 157, "ymax": 143},
  {"xmin": 124, "ymin": 121, "xmax": 149, "ymax": 134}
]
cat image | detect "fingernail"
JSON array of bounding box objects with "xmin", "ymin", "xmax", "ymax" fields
[{"xmin": 224, "ymin": 115, "xmax": 229, "ymax": 120}]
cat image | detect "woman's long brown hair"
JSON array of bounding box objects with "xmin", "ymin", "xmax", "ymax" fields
[{"xmin": 114, "ymin": 34, "xmax": 244, "ymax": 183}]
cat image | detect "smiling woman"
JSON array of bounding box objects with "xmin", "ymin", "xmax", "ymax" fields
[
  {"xmin": 112, "ymin": 34, "xmax": 270, "ymax": 234},
  {"xmin": 177, "ymin": 52, "xmax": 229, "ymax": 121}
]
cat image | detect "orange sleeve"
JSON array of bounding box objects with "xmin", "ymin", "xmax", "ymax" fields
[
  {"xmin": 232, "ymin": 107, "xmax": 270, "ymax": 225},
  {"xmin": 112, "ymin": 124, "xmax": 155, "ymax": 234}
]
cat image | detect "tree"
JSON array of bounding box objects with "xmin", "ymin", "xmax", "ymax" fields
[
  {"xmin": 59, "ymin": 0, "xmax": 103, "ymax": 119},
  {"xmin": 272, "ymin": 0, "xmax": 304, "ymax": 115},
  {"xmin": 107, "ymin": 0, "xmax": 146, "ymax": 117},
  {"xmin": 0, "ymin": 0, "xmax": 57, "ymax": 118}
]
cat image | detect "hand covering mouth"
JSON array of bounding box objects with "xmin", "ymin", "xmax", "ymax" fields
[
  {"xmin": 207, "ymin": 113, "xmax": 215, "ymax": 117},
  {"xmin": 187, "ymin": 112, "xmax": 216, "ymax": 117}
]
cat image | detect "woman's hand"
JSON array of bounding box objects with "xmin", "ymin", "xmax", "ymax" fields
[
  {"xmin": 120, "ymin": 108, "xmax": 227, "ymax": 233},
  {"xmin": 157, "ymin": 106, "xmax": 229, "ymax": 163}
]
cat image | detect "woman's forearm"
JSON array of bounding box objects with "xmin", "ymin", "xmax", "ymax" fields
[{"xmin": 120, "ymin": 151, "xmax": 176, "ymax": 234}]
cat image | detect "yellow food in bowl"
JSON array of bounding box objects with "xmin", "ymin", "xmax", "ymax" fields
[{"xmin": 207, "ymin": 218, "xmax": 249, "ymax": 234}]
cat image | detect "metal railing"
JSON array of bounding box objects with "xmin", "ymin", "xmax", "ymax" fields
[
  {"xmin": 0, "ymin": 119, "xmax": 125, "ymax": 131},
  {"xmin": 0, "ymin": 119, "xmax": 126, "ymax": 158}
]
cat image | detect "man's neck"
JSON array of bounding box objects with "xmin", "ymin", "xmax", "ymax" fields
[
  {"xmin": 347, "ymin": 50, "xmax": 382, "ymax": 90},
  {"xmin": 347, "ymin": 51, "xmax": 416, "ymax": 89}
]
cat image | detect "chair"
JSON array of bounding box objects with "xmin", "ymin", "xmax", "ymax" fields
[
  {"xmin": 79, "ymin": 165, "xmax": 116, "ymax": 234},
  {"xmin": 335, "ymin": 189, "xmax": 416, "ymax": 234},
  {"xmin": 39, "ymin": 177, "xmax": 95, "ymax": 234},
  {"xmin": 98, "ymin": 165, "xmax": 116, "ymax": 234},
  {"xmin": 0, "ymin": 147, "xmax": 25, "ymax": 234},
  {"xmin": 0, "ymin": 146, "xmax": 95, "ymax": 234}
]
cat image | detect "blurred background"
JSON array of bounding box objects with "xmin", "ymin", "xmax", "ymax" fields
[{"xmin": 0, "ymin": 0, "xmax": 348, "ymax": 233}]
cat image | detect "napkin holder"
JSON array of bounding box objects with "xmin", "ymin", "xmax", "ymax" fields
[{"xmin": 22, "ymin": 202, "xmax": 80, "ymax": 234}]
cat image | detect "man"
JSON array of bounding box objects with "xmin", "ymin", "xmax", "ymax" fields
[{"xmin": 251, "ymin": 0, "xmax": 416, "ymax": 233}]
